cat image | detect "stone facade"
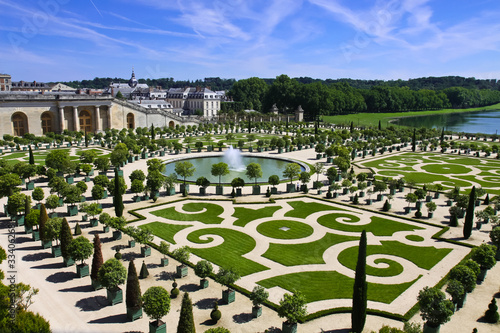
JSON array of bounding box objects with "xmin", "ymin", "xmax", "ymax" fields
[
  {"xmin": 0, "ymin": 94, "xmax": 199, "ymax": 137},
  {"xmin": 0, "ymin": 74, "xmax": 11, "ymax": 92}
]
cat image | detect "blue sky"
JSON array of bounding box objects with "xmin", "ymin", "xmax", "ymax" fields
[{"xmin": 1, "ymin": 0, "xmax": 499, "ymax": 82}]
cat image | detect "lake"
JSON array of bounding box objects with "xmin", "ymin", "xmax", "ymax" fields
[{"xmin": 392, "ymin": 110, "xmax": 500, "ymax": 134}]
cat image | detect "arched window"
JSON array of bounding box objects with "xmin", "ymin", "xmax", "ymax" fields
[
  {"xmin": 41, "ymin": 112, "xmax": 53, "ymax": 134},
  {"xmin": 168, "ymin": 121, "xmax": 175, "ymax": 128},
  {"xmin": 127, "ymin": 113, "xmax": 135, "ymax": 129},
  {"xmin": 12, "ymin": 113, "xmax": 27, "ymax": 136},
  {"xmin": 79, "ymin": 110, "xmax": 92, "ymax": 133}
]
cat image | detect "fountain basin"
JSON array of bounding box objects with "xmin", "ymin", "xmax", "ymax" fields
[{"xmin": 164, "ymin": 154, "xmax": 308, "ymax": 184}]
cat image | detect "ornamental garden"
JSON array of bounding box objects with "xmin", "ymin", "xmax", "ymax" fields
[{"xmin": 0, "ymin": 124, "xmax": 499, "ymax": 333}]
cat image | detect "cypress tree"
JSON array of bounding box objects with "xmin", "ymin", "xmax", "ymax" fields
[
  {"xmin": 484, "ymin": 193, "xmax": 490, "ymax": 205},
  {"xmin": 85, "ymin": 130, "xmax": 89, "ymax": 148},
  {"xmin": 463, "ymin": 186, "xmax": 476, "ymax": 239},
  {"xmin": 24, "ymin": 196, "xmax": 31, "ymax": 216},
  {"xmin": 126, "ymin": 260, "xmax": 142, "ymax": 310},
  {"xmin": 177, "ymin": 292, "xmax": 196, "ymax": 333},
  {"xmin": 114, "ymin": 167, "xmax": 124, "ymax": 217},
  {"xmin": 440, "ymin": 127, "xmax": 445, "ymax": 143},
  {"xmin": 378, "ymin": 120, "xmax": 381, "ymax": 131},
  {"xmin": 28, "ymin": 145, "xmax": 35, "ymax": 165},
  {"xmin": 60, "ymin": 218, "xmax": 73, "ymax": 259},
  {"xmin": 352, "ymin": 230, "xmax": 367, "ymax": 333},
  {"xmin": 139, "ymin": 260, "xmax": 149, "ymax": 279},
  {"xmin": 39, "ymin": 203, "xmax": 48, "ymax": 239},
  {"xmin": 91, "ymin": 234, "xmax": 103, "ymax": 282},
  {"xmin": 151, "ymin": 124, "xmax": 155, "ymax": 140},
  {"xmin": 412, "ymin": 129, "xmax": 416, "ymax": 152}
]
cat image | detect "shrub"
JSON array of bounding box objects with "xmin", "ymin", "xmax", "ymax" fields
[
  {"xmin": 74, "ymin": 222, "xmax": 82, "ymax": 235},
  {"xmin": 98, "ymin": 258, "xmax": 127, "ymax": 290},
  {"xmin": 67, "ymin": 236, "xmax": 93, "ymax": 265},
  {"xmin": 194, "ymin": 260, "xmax": 213, "ymax": 279},
  {"xmin": 485, "ymin": 298, "xmax": 499, "ymax": 323},
  {"xmin": 126, "ymin": 260, "xmax": 141, "ymax": 309},
  {"xmin": 470, "ymin": 243, "xmax": 497, "ymax": 270},
  {"xmin": 142, "ymin": 286, "xmax": 171, "ymax": 326},
  {"xmin": 449, "ymin": 265, "xmax": 476, "ymax": 293},
  {"xmin": 277, "ymin": 291, "xmax": 307, "ymax": 325},
  {"xmin": 250, "ymin": 286, "xmax": 269, "ymax": 307},
  {"xmin": 210, "ymin": 301, "xmax": 221, "ymax": 322},
  {"xmin": 417, "ymin": 287, "xmax": 454, "ymax": 328}
]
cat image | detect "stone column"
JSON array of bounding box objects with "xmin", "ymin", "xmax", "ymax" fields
[
  {"xmin": 73, "ymin": 106, "xmax": 79, "ymax": 132},
  {"xmin": 58, "ymin": 107, "xmax": 64, "ymax": 133},
  {"xmin": 107, "ymin": 106, "xmax": 112, "ymax": 129},
  {"xmin": 95, "ymin": 105, "xmax": 101, "ymax": 131}
]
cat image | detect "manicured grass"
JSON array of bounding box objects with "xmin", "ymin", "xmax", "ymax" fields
[
  {"xmin": 406, "ymin": 235, "xmax": 424, "ymax": 242},
  {"xmin": 263, "ymin": 232, "xmax": 359, "ymax": 266},
  {"xmin": 322, "ymin": 103, "xmax": 500, "ymax": 128},
  {"xmin": 232, "ymin": 206, "xmax": 281, "ymax": 227},
  {"xmin": 284, "ymin": 201, "xmax": 342, "ymax": 219},
  {"xmin": 151, "ymin": 202, "xmax": 224, "ymax": 224},
  {"xmin": 139, "ymin": 222, "xmax": 192, "ymax": 245},
  {"xmin": 258, "ymin": 271, "xmax": 421, "ymax": 304},
  {"xmin": 421, "ymin": 163, "xmax": 472, "ymax": 174},
  {"xmin": 256, "ymin": 220, "xmax": 314, "ymax": 240},
  {"xmin": 186, "ymin": 227, "xmax": 268, "ymax": 276},
  {"xmin": 317, "ymin": 214, "xmax": 423, "ymax": 236}
]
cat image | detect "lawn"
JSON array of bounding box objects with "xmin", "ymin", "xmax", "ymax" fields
[{"xmin": 139, "ymin": 198, "xmax": 466, "ymax": 316}]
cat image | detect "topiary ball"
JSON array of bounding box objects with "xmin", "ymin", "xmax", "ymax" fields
[
  {"xmin": 210, "ymin": 302, "xmax": 221, "ymax": 322},
  {"xmin": 171, "ymin": 287, "xmax": 179, "ymax": 298}
]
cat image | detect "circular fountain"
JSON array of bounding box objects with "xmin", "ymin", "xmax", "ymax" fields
[{"xmin": 164, "ymin": 147, "xmax": 307, "ymax": 184}]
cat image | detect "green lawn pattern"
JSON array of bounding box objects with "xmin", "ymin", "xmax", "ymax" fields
[
  {"xmin": 151, "ymin": 202, "xmax": 224, "ymax": 224},
  {"xmin": 258, "ymin": 271, "xmax": 421, "ymax": 304},
  {"xmin": 284, "ymin": 201, "xmax": 342, "ymax": 218},
  {"xmin": 257, "ymin": 220, "xmax": 314, "ymax": 240},
  {"xmin": 140, "ymin": 222, "xmax": 193, "ymax": 245},
  {"xmin": 232, "ymin": 206, "xmax": 281, "ymax": 227}
]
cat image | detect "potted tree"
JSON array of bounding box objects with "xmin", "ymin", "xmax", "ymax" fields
[
  {"xmin": 172, "ymin": 246, "xmax": 191, "ymax": 278},
  {"xmin": 246, "ymin": 162, "xmax": 262, "ymax": 195},
  {"xmin": 134, "ymin": 227, "xmax": 154, "ymax": 257},
  {"xmin": 277, "ymin": 291, "xmax": 308, "ymax": 333},
  {"xmin": 426, "ymin": 201, "xmax": 437, "ymax": 218},
  {"xmin": 142, "ymin": 286, "xmax": 171, "ymax": 333},
  {"xmin": 211, "ymin": 162, "xmax": 229, "ymax": 195},
  {"xmin": 60, "ymin": 218, "xmax": 74, "ymax": 267},
  {"xmin": 283, "ymin": 163, "xmax": 301, "ymax": 193},
  {"xmin": 194, "ymin": 260, "xmax": 213, "ymax": 289},
  {"xmin": 38, "ymin": 204, "xmax": 51, "ymax": 249},
  {"xmin": 31, "ymin": 187, "xmax": 45, "ymax": 210},
  {"xmin": 470, "ymin": 243, "xmax": 497, "ymax": 282},
  {"xmin": 67, "ymin": 236, "xmax": 94, "ymax": 278},
  {"xmin": 446, "ymin": 280, "xmax": 465, "ymax": 310},
  {"xmin": 196, "ymin": 176, "xmax": 210, "ymax": 195},
  {"xmin": 99, "ymin": 258, "xmax": 127, "ymax": 305},
  {"xmin": 158, "ymin": 241, "xmax": 170, "ymax": 267},
  {"xmin": 216, "ymin": 267, "xmax": 240, "ymax": 304},
  {"xmin": 299, "ymin": 171, "xmax": 310, "ymax": 193},
  {"xmin": 83, "ymin": 202, "xmax": 102, "ymax": 227},
  {"xmin": 45, "ymin": 217, "xmax": 62, "ymax": 257},
  {"xmin": 250, "ymin": 285, "xmax": 269, "ymax": 318},
  {"xmin": 268, "ymin": 175, "xmax": 280, "ymax": 195},
  {"xmin": 99, "ymin": 212, "xmax": 111, "ymax": 233},
  {"xmin": 175, "ymin": 161, "xmax": 195, "ymax": 194},
  {"xmin": 24, "ymin": 209, "xmax": 40, "ymax": 238},
  {"xmin": 126, "ymin": 260, "xmax": 143, "ymax": 322},
  {"xmin": 417, "ymin": 286, "xmax": 454, "ymax": 333},
  {"xmin": 110, "ymin": 216, "xmax": 127, "ymax": 240},
  {"xmin": 489, "ymin": 226, "xmax": 500, "ymax": 260}
]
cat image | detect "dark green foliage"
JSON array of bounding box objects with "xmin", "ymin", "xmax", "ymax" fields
[
  {"xmin": 74, "ymin": 222, "xmax": 82, "ymax": 235},
  {"xmin": 463, "ymin": 186, "xmax": 476, "ymax": 239},
  {"xmin": 352, "ymin": 230, "xmax": 367, "ymax": 333},
  {"xmin": 484, "ymin": 193, "xmax": 490, "ymax": 205},
  {"xmin": 353, "ymin": 194, "xmax": 359, "ymax": 205},
  {"xmin": 449, "ymin": 265, "xmax": 476, "ymax": 293},
  {"xmin": 126, "ymin": 260, "xmax": 142, "ymax": 309},
  {"xmin": 414, "ymin": 209, "xmax": 422, "ymax": 218},
  {"xmin": 470, "ymin": 244, "xmax": 497, "ymax": 270},
  {"xmin": 210, "ymin": 302, "xmax": 221, "ymax": 323},
  {"xmin": 28, "ymin": 145, "xmax": 34, "ymax": 165},
  {"xmin": 114, "ymin": 168, "xmax": 124, "ymax": 217},
  {"xmin": 139, "ymin": 260, "xmax": 149, "ymax": 279},
  {"xmin": 91, "ymin": 234, "xmax": 103, "ymax": 281},
  {"xmin": 177, "ymin": 292, "xmax": 195, "ymax": 333},
  {"xmin": 2, "ymin": 310, "xmax": 51, "ymax": 333},
  {"xmin": 171, "ymin": 279, "xmax": 180, "ymax": 298},
  {"xmin": 417, "ymin": 286, "xmax": 454, "ymax": 327},
  {"xmin": 485, "ymin": 298, "xmax": 499, "ymax": 323},
  {"xmin": 203, "ymin": 328, "xmax": 230, "ymax": 333},
  {"xmin": 60, "ymin": 218, "xmax": 73, "ymax": 259},
  {"xmin": 382, "ymin": 200, "xmax": 390, "ymax": 211},
  {"xmin": 412, "ymin": 129, "xmax": 416, "ymax": 152},
  {"xmin": 142, "ymin": 286, "xmax": 171, "ymax": 324}
]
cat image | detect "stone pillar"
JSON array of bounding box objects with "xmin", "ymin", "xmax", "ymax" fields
[
  {"xmin": 59, "ymin": 107, "xmax": 64, "ymax": 133},
  {"xmin": 73, "ymin": 106, "xmax": 79, "ymax": 132},
  {"xmin": 107, "ymin": 107, "xmax": 112, "ymax": 130},
  {"xmin": 95, "ymin": 105, "xmax": 101, "ymax": 131}
]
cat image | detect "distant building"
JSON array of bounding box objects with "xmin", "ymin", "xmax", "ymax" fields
[
  {"xmin": 0, "ymin": 74, "xmax": 11, "ymax": 92},
  {"xmin": 50, "ymin": 83, "xmax": 77, "ymax": 92},
  {"xmin": 166, "ymin": 86, "xmax": 221, "ymax": 117},
  {"xmin": 11, "ymin": 80, "xmax": 51, "ymax": 92}
]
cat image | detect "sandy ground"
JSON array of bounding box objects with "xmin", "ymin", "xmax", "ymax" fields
[{"xmin": 0, "ymin": 140, "xmax": 499, "ymax": 332}]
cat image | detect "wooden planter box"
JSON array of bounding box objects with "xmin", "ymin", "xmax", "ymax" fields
[
  {"xmin": 222, "ymin": 288, "xmax": 235, "ymax": 304},
  {"xmin": 106, "ymin": 287, "xmax": 123, "ymax": 305},
  {"xmin": 26, "ymin": 181, "xmax": 34, "ymax": 190},
  {"xmin": 41, "ymin": 239, "xmax": 52, "ymax": 249},
  {"xmin": 112, "ymin": 230, "xmax": 122, "ymax": 240},
  {"xmin": 422, "ymin": 323, "xmax": 440, "ymax": 333},
  {"xmin": 252, "ymin": 185, "xmax": 261, "ymax": 195},
  {"xmin": 286, "ymin": 184, "xmax": 295, "ymax": 193},
  {"xmin": 176, "ymin": 265, "xmax": 188, "ymax": 278},
  {"xmin": 128, "ymin": 240, "xmax": 135, "ymax": 248},
  {"xmin": 200, "ymin": 279, "xmax": 209, "ymax": 289},
  {"xmin": 216, "ymin": 186, "xmax": 223, "ymax": 195},
  {"xmin": 91, "ymin": 279, "xmax": 103, "ymax": 290},
  {"xmin": 51, "ymin": 245, "xmax": 62, "ymax": 258},
  {"xmin": 127, "ymin": 306, "xmax": 143, "ymax": 322},
  {"xmin": 67, "ymin": 205, "xmax": 78, "ymax": 216},
  {"xmin": 199, "ymin": 187, "xmax": 206, "ymax": 195},
  {"xmin": 271, "ymin": 187, "xmax": 278, "ymax": 194},
  {"xmin": 180, "ymin": 184, "xmax": 189, "ymax": 194},
  {"xmin": 89, "ymin": 218, "xmax": 98, "ymax": 227},
  {"xmin": 149, "ymin": 320, "xmax": 166, "ymax": 333},
  {"xmin": 160, "ymin": 258, "xmax": 169, "ymax": 267},
  {"xmin": 102, "ymin": 225, "xmax": 110, "ymax": 233},
  {"xmin": 63, "ymin": 256, "xmax": 75, "ymax": 267},
  {"xmin": 252, "ymin": 305, "xmax": 262, "ymax": 318},
  {"xmin": 15, "ymin": 215, "xmax": 25, "ymax": 226},
  {"xmin": 141, "ymin": 246, "xmax": 151, "ymax": 257},
  {"xmin": 32, "ymin": 230, "xmax": 40, "ymax": 241},
  {"xmin": 76, "ymin": 264, "xmax": 89, "ymax": 278},
  {"xmin": 282, "ymin": 322, "xmax": 298, "ymax": 333},
  {"xmin": 24, "ymin": 224, "xmax": 33, "ymax": 234}
]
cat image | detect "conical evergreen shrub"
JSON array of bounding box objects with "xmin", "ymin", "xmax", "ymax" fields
[
  {"xmin": 382, "ymin": 199, "xmax": 390, "ymax": 211},
  {"xmin": 126, "ymin": 260, "xmax": 142, "ymax": 309},
  {"xmin": 114, "ymin": 167, "xmax": 124, "ymax": 217},
  {"xmin": 139, "ymin": 260, "xmax": 149, "ymax": 279},
  {"xmin": 39, "ymin": 204, "xmax": 48, "ymax": 240},
  {"xmin": 463, "ymin": 186, "xmax": 476, "ymax": 239},
  {"xmin": 177, "ymin": 292, "xmax": 195, "ymax": 333},
  {"xmin": 60, "ymin": 218, "xmax": 73, "ymax": 259},
  {"xmin": 74, "ymin": 223, "xmax": 82, "ymax": 235},
  {"xmin": 485, "ymin": 297, "xmax": 499, "ymax": 323},
  {"xmin": 352, "ymin": 230, "xmax": 367, "ymax": 333},
  {"xmin": 90, "ymin": 234, "xmax": 103, "ymax": 282},
  {"xmin": 29, "ymin": 145, "xmax": 35, "ymax": 165}
]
